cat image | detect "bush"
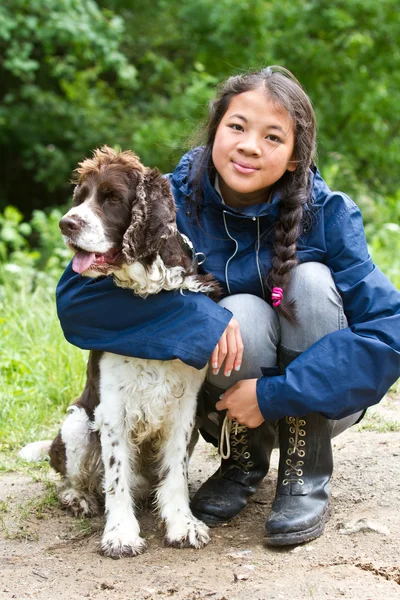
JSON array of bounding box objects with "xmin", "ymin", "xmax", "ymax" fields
[{"xmin": 0, "ymin": 205, "xmax": 71, "ymax": 291}]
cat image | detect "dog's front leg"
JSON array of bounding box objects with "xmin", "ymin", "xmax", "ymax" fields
[
  {"xmin": 156, "ymin": 390, "xmax": 210, "ymax": 549},
  {"xmin": 95, "ymin": 388, "xmax": 146, "ymax": 558}
]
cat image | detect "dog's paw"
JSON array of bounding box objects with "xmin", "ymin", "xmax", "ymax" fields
[
  {"xmin": 100, "ymin": 530, "xmax": 147, "ymax": 559},
  {"xmin": 60, "ymin": 488, "xmax": 99, "ymax": 517},
  {"xmin": 164, "ymin": 515, "xmax": 210, "ymax": 549}
]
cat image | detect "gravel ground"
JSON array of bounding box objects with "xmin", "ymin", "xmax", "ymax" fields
[{"xmin": 1, "ymin": 395, "xmax": 399, "ymax": 600}]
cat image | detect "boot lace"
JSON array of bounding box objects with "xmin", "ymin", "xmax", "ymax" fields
[
  {"xmin": 219, "ymin": 416, "xmax": 254, "ymax": 469},
  {"xmin": 282, "ymin": 416, "xmax": 306, "ymax": 486}
]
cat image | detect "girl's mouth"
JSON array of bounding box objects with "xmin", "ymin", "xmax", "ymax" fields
[{"xmin": 232, "ymin": 161, "xmax": 259, "ymax": 174}]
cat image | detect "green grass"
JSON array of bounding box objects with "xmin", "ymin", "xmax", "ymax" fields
[
  {"xmin": 0, "ymin": 277, "xmax": 87, "ymax": 455},
  {"xmin": 357, "ymin": 410, "xmax": 400, "ymax": 433}
]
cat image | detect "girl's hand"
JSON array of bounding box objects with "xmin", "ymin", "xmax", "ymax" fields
[
  {"xmin": 210, "ymin": 317, "xmax": 244, "ymax": 377},
  {"xmin": 215, "ymin": 379, "xmax": 264, "ymax": 428}
]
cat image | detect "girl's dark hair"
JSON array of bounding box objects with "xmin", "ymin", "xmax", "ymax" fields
[{"xmin": 192, "ymin": 66, "xmax": 317, "ymax": 323}]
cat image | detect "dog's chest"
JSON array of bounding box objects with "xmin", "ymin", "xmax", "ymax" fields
[{"xmin": 98, "ymin": 353, "xmax": 205, "ymax": 441}]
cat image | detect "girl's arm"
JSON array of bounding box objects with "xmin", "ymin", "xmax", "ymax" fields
[
  {"xmin": 256, "ymin": 193, "xmax": 400, "ymax": 420},
  {"xmin": 56, "ymin": 263, "xmax": 233, "ymax": 369}
]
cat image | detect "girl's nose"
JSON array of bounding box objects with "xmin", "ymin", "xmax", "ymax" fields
[{"xmin": 237, "ymin": 135, "xmax": 262, "ymax": 156}]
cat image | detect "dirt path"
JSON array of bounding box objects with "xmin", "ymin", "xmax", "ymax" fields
[{"xmin": 1, "ymin": 396, "xmax": 399, "ymax": 600}]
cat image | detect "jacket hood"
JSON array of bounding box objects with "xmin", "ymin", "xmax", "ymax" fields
[
  {"xmin": 170, "ymin": 147, "xmax": 281, "ymax": 219},
  {"xmin": 170, "ymin": 147, "xmax": 332, "ymax": 220}
]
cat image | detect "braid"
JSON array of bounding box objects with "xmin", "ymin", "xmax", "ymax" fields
[{"xmin": 269, "ymin": 173, "xmax": 309, "ymax": 323}]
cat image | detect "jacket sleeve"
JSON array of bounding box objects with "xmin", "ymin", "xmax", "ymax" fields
[
  {"xmin": 256, "ymin": 194, "xmax": 400, "ymax": 420},
  {"xmin": 56, "ymin": 263, "xmax": 232, "ymax": 369}
]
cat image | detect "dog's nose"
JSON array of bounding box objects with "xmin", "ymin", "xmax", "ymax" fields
[{"xmin": 59, "ymin": 215, "xmax": 85, "ymax": 235}]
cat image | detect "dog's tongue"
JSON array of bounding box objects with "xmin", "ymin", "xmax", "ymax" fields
[{"xmin": 72, "ymin": 251, "xmax": 96, "ymax": 274}]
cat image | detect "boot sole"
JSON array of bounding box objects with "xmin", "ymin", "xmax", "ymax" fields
[
  {"xmin": 264, "ymin": 504, "xmax": 331, "ymax": 547},
  {"xmin": 265, "ymin": 520, "xmax": 324, "ymax": 546}
]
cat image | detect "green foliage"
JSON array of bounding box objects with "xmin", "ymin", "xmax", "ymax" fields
[
  {"xmin": 96, "ymin": 0, "xmax": 400, "ymax": 197},
  {"xmin": 0, "ymin": 206, "xmax": 31, "ymax": 260},
  {"xmin": 0, "ymin": 0, "xmax": 137, "ymax": 211},
  {"xmin": 1, "ymin": 0, "xmax": 399, "ymax": 213},
  {"xmin": 246, "ymin": 0, "xmax": 400, "ymax": 197},
  {"xmin": 0, "ymin": 205, "xmax": 71, "ymax": 290},
  {"xmin": 367, "ymin": 222, "xmax": 400, "ymax": 288},
  {"xmin": 361, "ymin": 189, "xmax": 400, "ymax": 287}
]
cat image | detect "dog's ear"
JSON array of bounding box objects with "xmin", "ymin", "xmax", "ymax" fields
[{"xmin": 122, "ymin": 168, "xmax": 177, "ymax": 262}]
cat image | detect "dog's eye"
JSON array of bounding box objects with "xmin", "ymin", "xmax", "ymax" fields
[{"xmin": 103, "ymin": 193, "xmax": 121, "ymax": 204}]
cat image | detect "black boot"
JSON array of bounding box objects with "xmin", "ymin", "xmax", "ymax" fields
[
  {"xmin": 265, "ymin": 412, "xmax": 334, "ymax": 546},
  {"xmin": 191, "ymin": 382, "xmax": 277, "ymax": 526}
]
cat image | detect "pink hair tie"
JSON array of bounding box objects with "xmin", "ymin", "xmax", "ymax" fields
[{"xmin": 271, "ymin": 287, "xmax": 283, "ymax": 307}]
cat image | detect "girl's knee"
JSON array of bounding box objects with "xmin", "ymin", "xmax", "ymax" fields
[
  {"xmin": 289, "ymin": 262, "xmax": 335, "ymax": 300},
  {"xmin": 288, "ymin": 262, "xmax": 345, "ymax": 323},
  {"xmin": 280, "ymin": 262, "xmax": 347, "ymax": 352}
]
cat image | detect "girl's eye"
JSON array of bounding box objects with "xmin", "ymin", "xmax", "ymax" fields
[
  {"xmin": 266, "ymin": 134, "xmax": 282, "ymax": 143},
  {"xmin": 229, "ymin": 123, "xmax": 244, "ymax": 132}
]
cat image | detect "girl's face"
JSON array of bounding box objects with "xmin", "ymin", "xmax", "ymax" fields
[{"xmin": 212, "ymin": 87, "xmax": 296, "ymax": 209}]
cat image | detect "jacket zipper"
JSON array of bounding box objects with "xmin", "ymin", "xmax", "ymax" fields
[
  {"xmin": 222, "ymin": 211, "xmax": 238, "ymax": 295},
  {"xmin": 222, "ymin": 211, "xmax": 265, "ymax": 298}
]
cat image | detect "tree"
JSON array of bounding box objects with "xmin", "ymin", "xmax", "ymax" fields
[
  {"xmin": 1, "ymin": 0, "xmax": 399, "ymax": 214},
  {"xmin": 108, "ymin": 0, "xmax": 400, "ymax": 197},
  {"xmin": 0, "ymin": 0, "xmax": 137, "ymax": 212}
]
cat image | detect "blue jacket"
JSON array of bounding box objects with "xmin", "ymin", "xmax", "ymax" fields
[{"xmin": 56, "ymin": 148, "xmax": 400, "ymax": 421}]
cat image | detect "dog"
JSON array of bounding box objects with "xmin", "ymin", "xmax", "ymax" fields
[{"xmin": 44, "ymin": 146, "xmax": 220, "ymax": 558}]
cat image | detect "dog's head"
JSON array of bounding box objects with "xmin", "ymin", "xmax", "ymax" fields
[{"xmin": 59, "ymin": 146, "xmax": 177, "ymax": 276}]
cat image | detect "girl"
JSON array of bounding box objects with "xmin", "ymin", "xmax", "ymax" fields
[{"xmin": 57, "ymin": 66, "xmax": 400, "ymax": 546}]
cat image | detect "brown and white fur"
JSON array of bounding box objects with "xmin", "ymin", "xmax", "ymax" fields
[{"xmin": 33, "ymin": 147, "xmax": 219, "ymax": 558}]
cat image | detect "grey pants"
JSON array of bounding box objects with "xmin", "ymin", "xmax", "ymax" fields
[{"xmin": 206, "ymin": 262, "xmax": 364, "ymax": 438}]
